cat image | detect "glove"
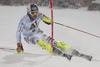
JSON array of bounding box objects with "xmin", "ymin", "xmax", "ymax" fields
[
  {"xmin": 43, "ymin": 17, "xmax": 52, "ymax": 25},
  {"xmin": 16, "ymin": 43, "xmax": 24, "ymax": 54}
]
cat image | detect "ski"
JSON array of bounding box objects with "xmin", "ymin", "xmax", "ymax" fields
[
  {"xmin": 80, "ymin": 54, "xmax": 93, "ymax": 61},
  {"xmin": 0, "ymin": 47, "xmax": 94, "ymax": 61}
]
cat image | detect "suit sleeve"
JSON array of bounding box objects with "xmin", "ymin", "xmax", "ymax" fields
[{"xmin": 16, "ymin": 19, "xmax": 24, "ymax": 43}]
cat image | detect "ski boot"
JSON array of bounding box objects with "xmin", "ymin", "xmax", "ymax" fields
[
  {"xmin": 53, "ymin": 46, "xmax": 73, "ymax": 60},
  {"xmin": 72, "ymin": 49, "xmax": 92, "ymax": 61},
  {"xmin": 63, "ymin": 54, "xmax": 73, "ymax": 60},
  {"xmin": 81, "ymin": 54, "xmax": 93, "ymax": 61}
]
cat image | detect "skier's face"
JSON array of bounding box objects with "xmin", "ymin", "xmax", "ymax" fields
[{"xmin": 30, "ymin": 11, "xmax": 38, "ymax": 19}]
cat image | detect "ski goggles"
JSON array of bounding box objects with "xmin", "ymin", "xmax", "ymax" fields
[{"xmin": 30, "ymin": 11, "xmax": 38, "ymax": 16}]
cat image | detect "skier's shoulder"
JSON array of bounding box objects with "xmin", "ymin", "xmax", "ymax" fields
[
  {"xmin": 37, "ymin": 12, "xmax": 46, "ymax": 20},
  {"xmin": 38, "ymin": 12, "xmax": 43, "ymax": 17},
  {"xmin": 18, "ymin": 14, "xmax": 28, "ymax": 25},
  {"xmin": 22, "ymin": 14, "xmax": 29, "ymax": 20},
  {"xmin": 20, "ymin": 14, "xmax": 29, "ymax": 22}
]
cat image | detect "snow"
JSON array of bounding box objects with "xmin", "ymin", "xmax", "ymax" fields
[{"xmin": 0, "ymin": 6, "xmax": 100, "ymax": 67}]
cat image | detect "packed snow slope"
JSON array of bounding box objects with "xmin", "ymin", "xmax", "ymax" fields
[{"xmin": 0, "ymin": 6, "xmax": 100, "ymax": 67}]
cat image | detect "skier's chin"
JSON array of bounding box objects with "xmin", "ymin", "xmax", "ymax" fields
[{"xmin": 31, "ymin": 15, "xmax": 37, "ymax": 19}]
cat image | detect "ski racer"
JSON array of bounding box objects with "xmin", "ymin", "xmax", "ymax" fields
[{"xmin": 16, "ymin": 3, "xmax": 92, "ymax": 61}]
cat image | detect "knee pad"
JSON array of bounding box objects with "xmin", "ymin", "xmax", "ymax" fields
[
  {"xmin": 37, "ymin": 40, "xmax": 51, "ymax": 52},
  {"xmin": 56, "ymin": 42, "xmax": 71, "ymax": 50}
]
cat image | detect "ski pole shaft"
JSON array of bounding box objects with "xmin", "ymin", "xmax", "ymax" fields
[
  {"xmin": 54, "ymin": 22, "xmax": 100, "ymax": 38},
  {"xmin": 0, "ymin": 47, "xmax": 15, "ymax": 50}
]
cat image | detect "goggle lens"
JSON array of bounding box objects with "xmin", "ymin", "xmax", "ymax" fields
[{"xmin": 31, "ymin": 11, "xmax": 38, "ymax": 16}]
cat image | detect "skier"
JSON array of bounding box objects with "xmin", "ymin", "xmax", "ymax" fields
[{"xmin": 16, "ymin": 3, "xmax": 92, "ymax": 61}]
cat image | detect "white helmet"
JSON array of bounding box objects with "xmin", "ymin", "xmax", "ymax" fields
[{"xmin": 27, "ymin": 3, "xmax": 38, "ymax": 15}]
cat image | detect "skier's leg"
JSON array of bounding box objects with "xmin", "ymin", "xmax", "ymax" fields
[
  {"xmin": 27, "ymin": 33, "xmax": 76, "ymax": 56},
  {"xmin": 39, "ymin": 32, "xmax": 73, "ymax": 60},
  {"xmin": 36, "ymin": 39, "xmax": 63, "ymax": 55},
  {"xmin": 37, "ymin": 40, "xmax": 51, "ymax": 52},
  {"xmin": 26, "ymin": 35, "xmax": 51, "ymax": 52},
  {"xmin": 25, "ymin": 30, "xmax": 53, "ymax": 52},
  {"xmin": 55, "ymin": 42, "xmax": 85, "ymax": 57},
  {"xmin": 28, "ymin": 36, "xmax": 72, "ymax": 60},
  {"xmin": 37, "ymin": 32, "xmax": 65, "ymax": 55},
  {"xmin": 39, "ymin": 32, "xmax": 72, "ymax": 56},
  {"xmin": 26, "ymin": 29, "xmax": 72, "ymax": 60},
  {"xmin": 56, "ymin": 42, "xmax": 73, "ymax": 55},
  {"xmin": 56, "ymin": 42, "xmax": 91, "ymax": 58},
  {"xmin": 37, "ymin": 40, "xmax": 72, "ymax": 60},
  {"xmin": 39, "ymin": 32, "xmax": 71, "ymax": 51},
  {"xmin": 56, "ymin": 42, "xmax": 71, "ymax": 50}
]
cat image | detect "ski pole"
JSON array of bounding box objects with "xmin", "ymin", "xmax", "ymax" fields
[
  {"xmin": 54, "ymin": 22, "xmax": 100, "ymax": 38},
  {"xmin": 0, "ymin": 47, "xmax": 15, "ymax": 50}
]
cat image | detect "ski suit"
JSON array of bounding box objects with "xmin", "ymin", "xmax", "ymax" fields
[{"xmin": 16, "ymin": 12, "xmax": 71, "ymax": 53}]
